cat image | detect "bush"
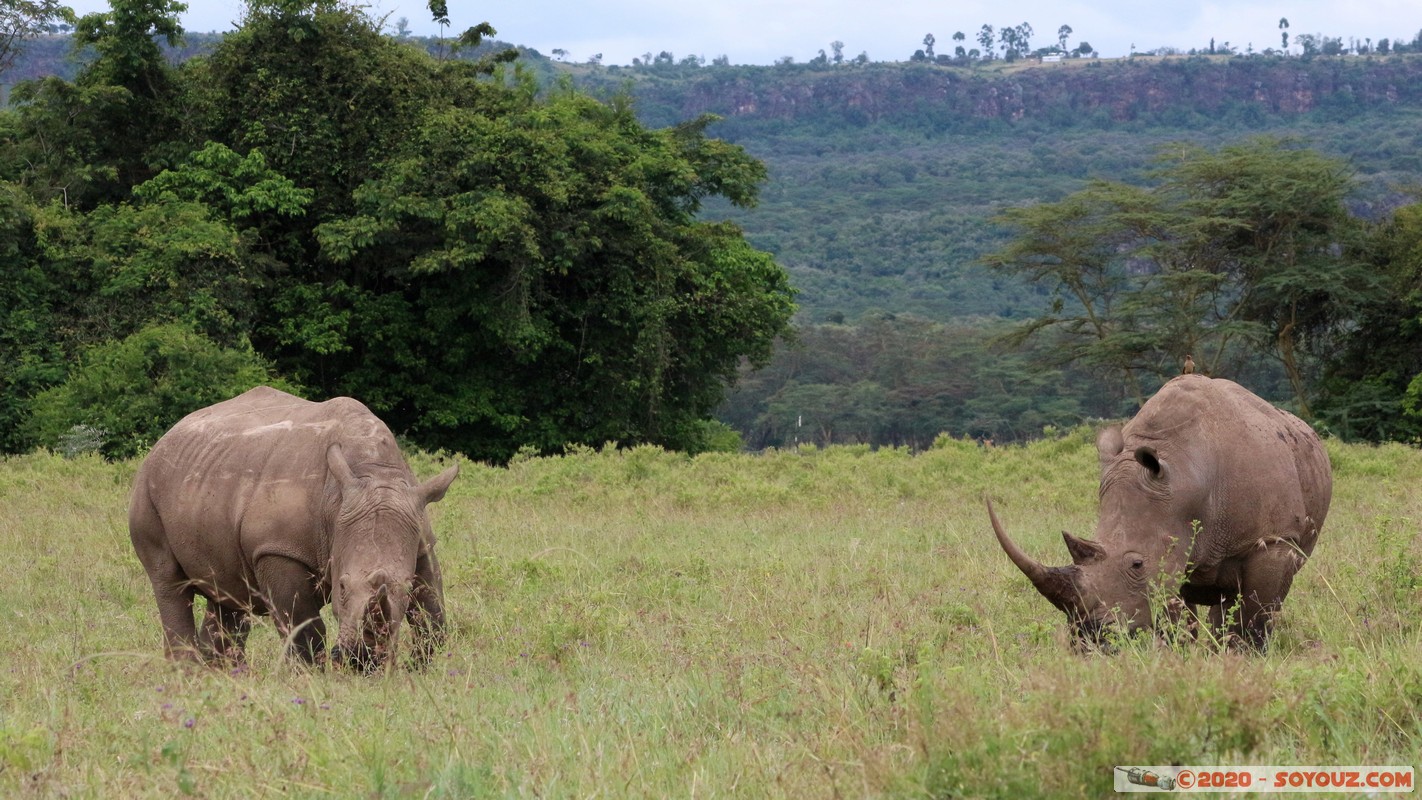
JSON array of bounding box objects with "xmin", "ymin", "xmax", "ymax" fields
[
  {"xmin": 25, "ymin": 323, "xmax": 300, "ymax": 458},
  {"xmin": 693, "ymin": 419, "xmax": 746, "ymax": 454}
]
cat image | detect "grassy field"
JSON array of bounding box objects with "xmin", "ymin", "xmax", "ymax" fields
[{"xmin": 1, "ymin": 430, "xmax": 1419, "ymax": 797}]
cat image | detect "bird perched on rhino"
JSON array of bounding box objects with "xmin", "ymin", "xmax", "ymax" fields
[{"xmin": 1183, "ymin": 354, "xmax": 1195, "ymax": 374}]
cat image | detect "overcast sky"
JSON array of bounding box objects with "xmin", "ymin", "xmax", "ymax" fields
[{"xmin": 62, "ymin": 0, "xmax": 1422, "ymax": 66}]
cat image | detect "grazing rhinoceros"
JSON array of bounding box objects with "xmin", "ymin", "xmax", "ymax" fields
[
  {"xmin": 129, "ymin": 386, "xmax": 459, "ymax": 669},
  {"xmin": 988, "ymin": 374, "xmax": 1331, "ymax": 650}
]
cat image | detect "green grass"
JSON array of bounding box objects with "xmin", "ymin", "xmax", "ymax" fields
[{"xmin": 2, "ymin": 431, "xmax": 1419, "ymax": 797}]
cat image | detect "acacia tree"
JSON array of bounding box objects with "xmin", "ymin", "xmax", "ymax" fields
[
  {"xmin": 983, "ymin": 180, "xmax": 1192, "ymax": 407},
  {"xmin": 1161, "ymin": 138, "xmax": 1370, "ymax": 416},
  {"xmin": 985, "ymin": 138, "xmax": 1368, "ymax": 417}
]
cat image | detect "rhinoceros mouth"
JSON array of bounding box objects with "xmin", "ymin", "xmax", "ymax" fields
[
  {"xmin": 331, "ymin": 641, "xmax": 385, "ymax": 672},
  {"xmin": 333, "ymin": 623, "xmax": 396, "ymax": 672},
  {"xmin": 331, "ymin": 591, "xmax": 401, "ymax": 671},
  {"xmin": 1070, "ymin": 615, "xmax": 1112, "ymax": 652}
]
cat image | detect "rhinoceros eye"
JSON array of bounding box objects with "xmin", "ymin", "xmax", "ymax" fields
[{"xmin": 1131, "ymin": 559, "xmax": 1145, "ymax": 570}]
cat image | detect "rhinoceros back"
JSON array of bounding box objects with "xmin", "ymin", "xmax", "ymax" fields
[{"xmin": 1123, "ymin": 375, "xmax": 1331, "ymax": 557}]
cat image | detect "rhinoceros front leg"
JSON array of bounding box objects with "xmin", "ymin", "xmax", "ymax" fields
[
  {"xmin": 406, "ymin": 551, "xmax": 447, "ymax": 666},
  {"xmin": 255, "ymin": 555, "xmax": 327, "ymax": 665},
  {"xmin": 198, "ymin": 602, "xmax": 252, "ymax": 664},
  {"xmin": 1236, "ymin": 539, "xmax": 1307, "ymax": 650}
]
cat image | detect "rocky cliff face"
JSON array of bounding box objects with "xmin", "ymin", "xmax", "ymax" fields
[{"xmin": 626, "ymin": 56, "xmax": 1422, "ymax": 128}]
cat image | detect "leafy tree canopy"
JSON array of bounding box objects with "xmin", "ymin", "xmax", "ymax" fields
[
  {"xmin": 985, "ymin": 137, "xmax": 1371, "ymax": 417},
  {"xmin": 25, "ymin": 322, "xmax": 298, "ymax": 459},
  {"xmin": 0, "ymin": 0, "xmax": 794, "ymax": 462}
]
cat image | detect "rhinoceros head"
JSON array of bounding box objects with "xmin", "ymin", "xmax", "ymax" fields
[
  {"xmin": 988, "ymin": 427, "xmax": 1190, "ymax": 649},
  {"xmin": 325, "ymin": 444, "xmax": 458, "ymax": 670}
]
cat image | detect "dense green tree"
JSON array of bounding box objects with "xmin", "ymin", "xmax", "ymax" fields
[
  {"xmin": 182, "ymin": 1, "xmax": 431, "ymax": 232},
  {"xmin": 1161, "ymin": 138, "xmax": 1371, "ymax": 417},
  {"xmin": 1313, "ymin": 200, "xmax": 1422, "ymax": 441},
  {"xmin": 0, "ymin": 0, "xmax": 187, "ymax": 209},
  {"xmin": 0, "ymin": 0, "xmax": 793, "ymax": 461},
  {"xmin": 191, "ymin": 7, "xmax": 790, "ymax": 460},
  {"xmin": 0, "ymin": 142, "xmax": 306, "ymax": 456},
  {"xmin": 0, "ymin": 181, "xmax": 65, "ymax": 452},
  {"xmin": 314, "ymin": 92, "xmax": 794, "ymax": 459},
  {"xmin": 67, "ymin": 0, "xmax": 187, "ymax": 201},
  {"xmin": 985, "ymin": 138, "xmax": 1368, "ymax": 416},
  {"xmin": 25, "ymin": 322, "xmax": 298, "ymax": 458},
  {"xmin": 0, "ymin": 77, "xmax": 130, "ymax": 208}
]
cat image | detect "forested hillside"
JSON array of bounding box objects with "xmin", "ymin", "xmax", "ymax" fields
[
  {"xmin": 561, "ymin": 55, "xmax": 1422, "ymax": 445},
  {"xmin": 571, "ymin": 55, "xmax": 1422, "ymax": 321}
]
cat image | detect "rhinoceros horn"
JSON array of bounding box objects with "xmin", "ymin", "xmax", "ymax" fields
[{"xmin": 986, "ymin": 498, "xmax": 1080, "ymax": 612}]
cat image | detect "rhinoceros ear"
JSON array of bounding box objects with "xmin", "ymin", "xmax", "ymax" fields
[
  {"xmin": 1062, "ymin": 531, "xmax": 1107, "ymax": 565},
  {"xmin": 1133, "ymin": 446, "xmax": 1164, "ymax": 479},
  {"xmin": 417, "ymin": 463, "xmax": 459, "ymax": 507},
  {"xmin": 327, "ymin": 443, "xmax": 358, "ymax": 492},
  {"xmin": 1096, "ymin": 426, "xmax": 1124, "ymax": 470}
]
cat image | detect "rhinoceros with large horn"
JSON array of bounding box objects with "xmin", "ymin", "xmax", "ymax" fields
[
  {"xmin": 988, "ymin": 374, "xmax": 1332, "ymax": 650},
  {"xmin": 129, "ymin": 386, "xmax": 459, "ymax": 669}
]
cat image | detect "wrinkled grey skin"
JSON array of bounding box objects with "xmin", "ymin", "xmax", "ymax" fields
[
  {"xmin": 989, "ymin": 375, "xmax": 1332, "ymax": 650},
  {"xmin": 129, "ymin": 386, "xmax": 458, "ymax": 670}
]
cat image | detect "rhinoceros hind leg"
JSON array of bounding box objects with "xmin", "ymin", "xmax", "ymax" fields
[
  {"xmin": 150, "ymin": 577, "xmax": 201, "ymax": 662},
  {"xmin": 131, "ymin": 490, "xmax": 202, "ymax": 661},
  {"xmin": 255, "ymin": 555, "xmax": 327, "ymax": 665},
  {"xmin": 198, "ymin": 602, "xmax": 252, "ymax": 664},
  {"xmin": 135, "ymin": 546, "xmax": 201, "ymax": 661}
]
